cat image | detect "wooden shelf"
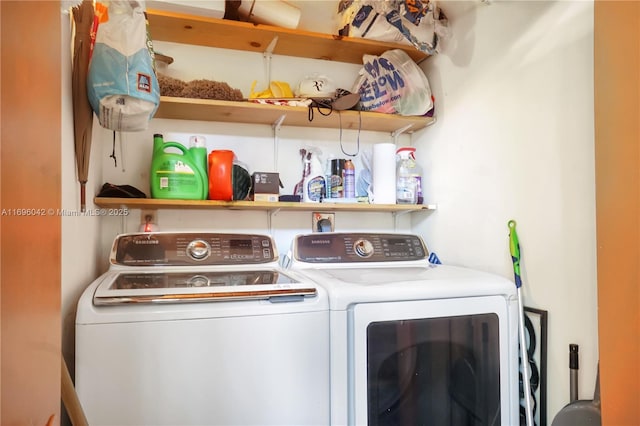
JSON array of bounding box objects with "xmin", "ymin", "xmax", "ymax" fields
[
  {"xmin": 138, "ymin": 9, "xmax": 437, "ymax": 216},
  {"xmin": 155, "ymin": 96, "xmax": 434, "ymax": 132},
  {"xmin": 95, "ymin": 197, "xmax": 436, "ymax": 213},
  {"xmin": 147, "ymin": 9, "xmax": 429, "ymax": 64},
  {"xmin": 148, "ymin": 9, "xmax": 434, "ymax": 132}
]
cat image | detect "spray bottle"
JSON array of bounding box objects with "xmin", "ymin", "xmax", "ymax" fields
[
  {"xmin": 396, "ymin": 147, "xmax": 418, "ymax": 204},
  {"xmin": 303, "ymin": 148, "xmax": 325, "ymax": 203}
]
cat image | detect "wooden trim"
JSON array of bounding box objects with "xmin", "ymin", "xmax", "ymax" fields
[
  {"xmin": 0, "ymin": 2, "xmax": 62, "ymax": 424},
  {"xmin": 594, "ymin": 1, "xmax": 640, "ymax": 424}
]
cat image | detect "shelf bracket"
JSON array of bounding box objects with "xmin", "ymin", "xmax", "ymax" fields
[
  {"xmin": 272, "ymin": 114, "xmax": 285, "ymax": 131},
  {"xmin": 263, "ymin": 36, "xmax": 279, "ymax": 84},
  {"xmin": 272, "ymin": 114, "xmax": 285, "ymax": 171},
  {"xmin": 391, "ymin": 124, "xmax": 414, "ymax": 144},
  {"xmin": 267, "ymin": 208, "xmax": 281, "ymax": 234},
  {"xmin": 120, "ymin": 207, "xmax": 128, "ymax": 234},
  {"xmin": 392, "ymin": 209, "xmax": 411, "ymax": 231}
]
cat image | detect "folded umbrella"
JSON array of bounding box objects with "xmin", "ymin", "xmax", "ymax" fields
[{"xmin": 71, "ymin": 0, "xmax": 95, "ymax": 212}]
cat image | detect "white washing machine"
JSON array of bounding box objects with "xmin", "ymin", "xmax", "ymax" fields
[
  {"xmin": 76, "ymin": 232, "xmax": 330, "ymax": 426},
  {"xmin": 285, "ymin": 232, "xmax": 520, "ymax": 426}
]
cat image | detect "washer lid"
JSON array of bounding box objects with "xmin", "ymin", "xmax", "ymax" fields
[
  {"xmin": 291, "ymin": 264, "xmax": 517, "ymax": 309},
  {"xmin": 93, "ymin": 269, "xmax": 317, "ymax": 305},
  {"xmin": 319, "ymin": 267, "xmax": 436, "ymax": 285}
]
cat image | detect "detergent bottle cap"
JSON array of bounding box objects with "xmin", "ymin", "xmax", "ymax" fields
[{"xmin": 190, "ymin": 135, "xmax": 207, "ymax": 148}]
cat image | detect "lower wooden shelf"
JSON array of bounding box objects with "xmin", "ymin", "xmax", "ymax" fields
[
  {"xmin": 94, "ymin": 197, "xmax": 436, "ymax": 213},
  {"xmin": 155, "ymin": 96, "xmax": 435, "ymax": 133}
]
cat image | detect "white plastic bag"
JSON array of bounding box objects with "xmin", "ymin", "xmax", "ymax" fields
[
  {"xmin": 336, "ymin": 0, "xmax": 448, "ymax": 55},
  {"xmin": 352, "ymin": 49, "xmax": 433, "ymax": 116},
  {"xmin": 87, "ymin": 1, "xmax": 160, "ymax": 131}
]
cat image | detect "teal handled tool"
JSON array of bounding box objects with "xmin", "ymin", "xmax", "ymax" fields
[{"xmin": 508, "ymin": 220, "xmax": 534, "ymax": 426}]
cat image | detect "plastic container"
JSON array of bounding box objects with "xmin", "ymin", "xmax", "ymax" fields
[
  {"xmin": 208, "ymin": 149, "xmax": 235, "ymax": 201},
  {"xmin": 396, "ymin": 147, "xmax": 418, "ymax": 204},
  {"xmin": 398, "ymin": 146, "xmax": 424, "ymax": 204},
  {"xmin": 330, "ymin": 159, "xmax": 345, "ymax": 198},
  {"xmin": 189, "ymin": 136, "xmax": 209, "ymax": 199},
  {"xmin": 343, "ymin": 159, "xmax": 356, "ymax": 199},
  {"xmin": 303, "ymin": 150, "xmax": 325, "ymax": 203},
  {"xmin": 324, "ymin": 155, "xmax": 334, "ymax": 200},
  {"xmin": 150, "ymin": 133, "xmax": 208, "ymax": 200}
]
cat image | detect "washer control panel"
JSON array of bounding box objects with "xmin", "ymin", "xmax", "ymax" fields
[
  {"xmin": 111, "ymin": 232, "xmax": 276, "ymax": 266},
  {"xmin": 294, "ymin": 233, "xmax": 427, "ymax": 263}
]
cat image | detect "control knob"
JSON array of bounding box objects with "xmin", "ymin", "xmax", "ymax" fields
[
  {"xmin": 186, "ymin": 239, "xmax": 211, "ymax": 261},
  {"xmin": 353, "ymin": 239, "xmax": 374, "ymax": 258}
]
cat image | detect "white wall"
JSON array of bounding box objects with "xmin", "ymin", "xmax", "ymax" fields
[
  {"xmin": 61, "ymin": 0, "xmax": 598, "ymax": 423},
  {"xmin": 60, "ymin": 7, "xmax": 105, "ymax": 379},
  {"xmin": 96, "ymin": 119, "xmax": 412, "ymax": 260},
  {"xmin": 420, "ymin": 0, "xmax": 597, "ymax": 420},
  {"xmin": 95, "ymin": 30, "xmax": 414, "ymax": 259}
]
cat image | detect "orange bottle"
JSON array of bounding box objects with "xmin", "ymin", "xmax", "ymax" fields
[{"xmin": 208, "ymin": 150, "xmax": 234, "ymax": 201}]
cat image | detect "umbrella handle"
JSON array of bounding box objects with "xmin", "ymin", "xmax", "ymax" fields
[{"xmin": 80, "ymin": 183, "xmax": 86, "ymax": 213}]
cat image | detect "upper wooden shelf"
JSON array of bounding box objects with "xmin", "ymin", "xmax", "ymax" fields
[
  {"xmin": 146, "ymin": 9, "xmax": 429, "ymax": 64},
  {"xmin": 94, "ymin": 197, "xmax": 437, "ymax": 213},
  {"xmin": 155, "ymin": 96, "xmax": 434, "ymax": 133}
]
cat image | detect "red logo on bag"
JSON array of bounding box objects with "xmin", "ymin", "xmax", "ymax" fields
[{"xmin": 137, "ymin": 73, "xmax": 152, "ymax": 93}]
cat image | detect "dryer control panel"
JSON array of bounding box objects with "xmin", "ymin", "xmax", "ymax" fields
[
  {"xmin": 294, "ymin": 233, "xmax": 427, "ymax": 263},
  {"xmin": 110, "ymin": 232, "xmax": 276, "ymax": 266}
]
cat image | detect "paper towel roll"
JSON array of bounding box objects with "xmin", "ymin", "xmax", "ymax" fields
[
  {"xmin": 238, "ymin": 0, "xmax": 301, "ymax": 29},
  {"xmin": 372, "ymin": 143, "xmax": 396, "ymax": 204}
]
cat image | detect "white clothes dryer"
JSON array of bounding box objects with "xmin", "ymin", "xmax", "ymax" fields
[
  {"xmin": 285, "ymin": 232, "xmax": 520, "ymax": 426},
  {"xmin": 76, "ymin": 232, "xmax": 330, "ymax": 426}
]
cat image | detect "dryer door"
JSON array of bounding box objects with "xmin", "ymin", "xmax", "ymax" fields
[{"xmin": 352, "ymin": 296, "xmax": 519, "ymax": 426}]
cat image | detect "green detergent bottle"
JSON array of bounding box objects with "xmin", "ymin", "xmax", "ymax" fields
[{"xmin": 150, "ymin": 133, "xmax": 208, "ymax": 200}]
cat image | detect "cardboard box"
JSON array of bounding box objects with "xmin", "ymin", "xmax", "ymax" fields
[
  {"xmin": 253, "ymin": 193, "xmax": 280, "ymax": 202},
  {"xmin": 251, "ymin": 172, "xmax": 280, "ymax": 202}
]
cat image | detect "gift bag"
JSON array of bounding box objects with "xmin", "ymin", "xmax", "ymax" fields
[
  {"xmin": 87, "ymin": 0, "xmax": 160, "ymax": 131},
  {"xmin": 352, "ymin": 49, "xmax": 433, "ymax": 116}
]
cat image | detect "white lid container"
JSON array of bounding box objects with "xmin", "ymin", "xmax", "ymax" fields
[{"xmin": 146, "ymin": 0, "xmax": 226, "ymax": 19}]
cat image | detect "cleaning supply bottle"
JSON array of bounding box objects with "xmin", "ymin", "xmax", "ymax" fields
[
  {"xmin": 208, "ymin": 149, "xmax": 234, "ymax": 201},
  {"xmin": 303, "ymin": 149, "xmax": 325, "ymax": 203},
  {"xmin": 343, "ymin": 159, "xmax": 356, "ymax": 199},
  {"xmin": 396, "ymin": 147, "xmax": 418, "ymax": 204},
  {"xmin": 331, "ymin": 158, "xmax": 345, "ymax": 198},
  {"xmin": 150, "ymin": 133, "xmax": 208, "ymax": 200},
  {"xmin": 325, "ymin": 154, "xmax": 334, "ymax": 200},
  {"xmin": 189, "ymin": 135, "xmax": 209, "ymax": 199},
  {"xmin": 398, "ymin": 146, "xmax": 424, "ymax": 204}
]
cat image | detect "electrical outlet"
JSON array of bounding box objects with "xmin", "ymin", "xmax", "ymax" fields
[
  {"xmin": 312, "ymin": 212, "xmax": 335, "ymax": 232},
  {"xmin": 140, "ymin": 210, "xmax": 159, "ymax": 232}
]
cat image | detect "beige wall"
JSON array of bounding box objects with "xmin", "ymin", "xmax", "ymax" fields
[
  {"xmin": 594, "ymin": 1, "xmax": 640, "ymax": 424},
  {"xmin": 0, "ymin": 1, "xmax": 62, "ymax": 424}
]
